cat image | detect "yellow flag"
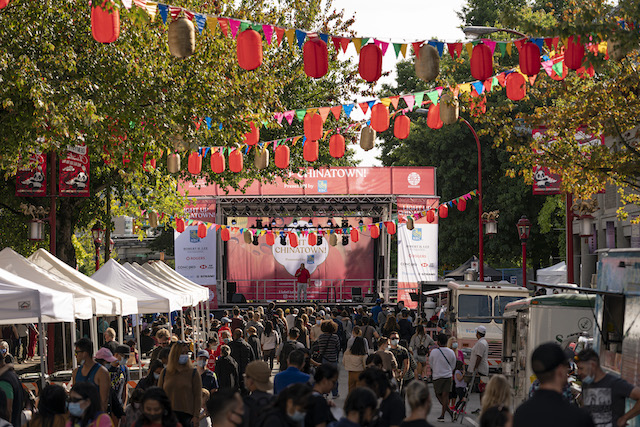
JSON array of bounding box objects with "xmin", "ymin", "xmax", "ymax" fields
[
  {"xmin": 561, "ymin": 37, "xmax": 568, "ymax": 48},
  {"xmin": 465, "ymin": 43, "xmax": 473, "ymax": 58},
  {"xmin": 400, "ymin": 44, "xmax": 407, "ymax": 58},
  {"xmin": 145, "ymin": 1, "xmax": 157, "ymax": 20},
  {"xmin": 286, "ymin": 29, "xmax": 296, "ymax": 48},
  {"xmin": 353, "ymin": 38, "xmax": 362, "ymax": 54},
  {"xmin": 459, "ymin": 83, "xmax": 472, "ymax": 94},
  {"xmin": 380, "ymin": 98, "xmax": 391, "ymax": 107},
  {"xmin": 292, "ymin": 136, "xmax": 302, "ymax": 145},
  {"xmin": 307, "ymin": 108, "xmax": 318, "ymax": 116},
  {"xmin": 207, "ymin": 17, "xmax": 218, "ymax": 36},
  {"xmin": 506, "ymin": 42, "xmax": 512, "ymax": 56}
]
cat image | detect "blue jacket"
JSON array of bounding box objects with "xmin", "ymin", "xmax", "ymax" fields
[{"xmin": 273, "ymin": 367, "xmax": 310, "ymax": 394}]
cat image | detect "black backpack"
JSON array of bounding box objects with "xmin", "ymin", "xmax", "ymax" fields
[{"xmin": 243, "ymin": 392, "xmax": 276, "ymax": 427}]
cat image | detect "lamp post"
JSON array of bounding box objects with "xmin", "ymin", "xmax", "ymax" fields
[
  {"xmin": 516, "ymin": 216, "xmax": 531, "ymax": 287},
  {"xmin": 415, "ymin": 111, "xmax": 485, "ymax": 281},
  {"xmin": 91, "ymin": 222, "xmax": 104, "ymax": 271}
]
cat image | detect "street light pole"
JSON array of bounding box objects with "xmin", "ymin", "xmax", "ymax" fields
[
  {"xmin": 91, "ymin": 222, "xmax": 104, "ymax": 271},
  {"xmin": 517, "ymin": 216, "xmax": 532, "ymax": 287}
]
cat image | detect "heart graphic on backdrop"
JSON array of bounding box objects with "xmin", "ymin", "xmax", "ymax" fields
[{"xmin": 272, "ymin": 220, "xmax": 330, "ymax": 275}]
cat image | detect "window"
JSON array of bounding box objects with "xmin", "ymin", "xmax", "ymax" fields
[
  {"xmin": 457, "ymin": 294, "xmax": 492, "ymax": 323},
  {"xmin": 494, "ymin": 296, "xmax": 524, "ymax": 324}
]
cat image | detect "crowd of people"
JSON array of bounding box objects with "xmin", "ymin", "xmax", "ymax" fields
[{"xmin": 0, "ymin": 299, "xmax": 639, "ymax": 427}]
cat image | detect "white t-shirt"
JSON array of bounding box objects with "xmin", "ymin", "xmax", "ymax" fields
[
  {"xmin": 428, "ymin": 346, "xmax": 456, "ymax": 380},
  {"xmin": 469, "ymin": 337, "xmax": 489, "ymax": 375}
]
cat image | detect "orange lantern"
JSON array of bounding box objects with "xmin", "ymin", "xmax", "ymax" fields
[
  {"xmin": 91, "ymin": 0, "xmax": 120, "ymax": 44},
  {"xmin": 308, "ymin": 232, "xmax": 317, "ymax": 246},
  {"xmin": 303, "ymin": 38, "xmax": 329, "ymax": 78},
  {"xmin": 506, "ymin": 73, "xmax": 527, "ymax": 101},
  {"xmin": 221, "ymin": 228, "xmax": 230, "ymax": 242},
  {"xmin": 439, "ymin": 204, "xmax": 448, "ymax": 219},
  {"xmin": 384, "ymin": 221, "xmax": 396, "ymax": 235},
  {"xmin": 175, "ymin": 218, "xmax": 185, "ymax": 233},
  {"xmin": 289, "ymin": 232, "xmax": 298, "ymax": 248},
  {"xmin": 266, "ymin": 232, "xmax": 275, "ymax": 246},
  {"xmin": 187, "ymin": 151, "xmax": 202, "ymax": 175},
  {"xmin": 519, "ymin": 42, "xmax": 541, "ymax": 77},
  {"xmin": 457, "ymin": 199, "xmax": 467, "ymax": 211},
  {"xmin": 350, "ymin": 228, "xmax": 360, "ymax": 243},
  {"xmin": 394, "ymin": 115, "xmax": 411, "ymax": 139},
  {"xmin": 303, "ymin": 113, "xmax": 323, "ymax": 140},
  {"xmin": 426, "ymin": 210, "xmax": 435, "ymax": 223},
  {"xmin": 427, "ymin": 104, "xmax": 443, "ymax": 129},
  {"xmin": 211, "ymin": 151, "xmax": 225, "ymax": 173},
  {"xmin": 303, "ymin": 140, "xmax": 319, "ymax": 162},
  {"xmin": 565, "ymin": 35, "xmax": 584, "ymax": 70},
  {"xmin": 370, "ymin": 104, "xmax": 389, "ymax": 132},
  {"xmin": 229, "ymin": 149, "xmax": 243, "ymax": 173},
  {"xmin": 236, "ymin": 29, "xmax": 263, "ymax": 71},
  {"xmin": 470, "ymin": 43, "xmax": 493, "ymax": 81},
  {"xmin": 197, "ymin": 223, "xmax": 207, "ymax": 238},
  {"xmin": 243, "ymin": 122, "xmax": 260, "ymax": 146},
  {"xmin": 329, "ymin": 134, "xmax": 345, "ymax": 158},
  {"xmin": 370, "ymin": 224, "xmax": 380, "ymax": 239},
  {"xmin": 275, "ymin": 145, "xmax": 290, "ymax": 169},
  {"xmin": 359, "ymin": 44, "xmax": 383, "ymax": 82}
]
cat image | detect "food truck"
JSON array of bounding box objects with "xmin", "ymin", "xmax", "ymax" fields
[{"xmin": 501, "ymin": 293, "xmax": 596, "ymax": 406}]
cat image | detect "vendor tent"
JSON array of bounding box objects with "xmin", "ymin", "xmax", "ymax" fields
[
  {"xmin": 0, "ymin": 248, "xmax": 95, "ymax": 319},
  {"xmin": 92, "ymin": 259, "xmax": 184, "ymax": 314},
  {"xmin": 0, "ymin": 267, "xmax": 75, "ymax": 324},
  {"xmin": 536, "ymin": 261, "xmax": 566, "ymax": 285},
  {"xmin": 122, "ymin": 263, "xmax": 194, "ymax": 307},
  {"xmin": 445, "ymin": 256, "xmax": 504, "ymax": 282},
  {"xmin": 145, "ymin": 261, "xmax": 209, "ymax": 302},
  {"xmin": 28, "ymin": 249, "xmax": 139, "ymax": 315}
]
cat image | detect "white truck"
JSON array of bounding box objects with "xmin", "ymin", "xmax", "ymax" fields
[{"xmin": 501, "ymin": 293, "xmax": 596, "ymax": 406}]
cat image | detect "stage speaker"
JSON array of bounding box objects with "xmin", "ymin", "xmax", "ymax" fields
[
  {"xmin": 231, "ymin": 293, "xmax": 246, "ymax": 303},
  {"xmin": 351, "ymin": 287, "xmax": 363, "ymax": 303}
]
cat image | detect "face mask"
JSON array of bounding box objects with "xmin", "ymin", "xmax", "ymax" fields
[
  {"xmin": 390, "ymin": 339, "xmax": 399, "ymax": 346},
  {"xmin": 316, "ymin": 320, "xmax": 321, "ymax": 325},
  {"xmin": 290, "ymin": 411, "xmax": 306, "ymax": 422},
  {"xmin": 144, "ymin": 412, "xmax": 163, "ymax": 422},
  {"xmin": 223, "ymin": 338, "xmax": 230, "ymax": 344},
  {"xmin": 452, "ymin": 343, "xmax": 458, "ymax": 349},
  {"xmin": 79, "ymin": 360, "xmax": 85, "ymax": 367},
  {"xmin": 68, "ymin": 402, "xmax": 85, "ymax": 417},
  {"xmin": 582, "ymin": 375, "xmax": 594, "ymax": 385},
  {"xmin": 178, "ymin": 354, "xmax": 189, "ymax": 365},
  {"xmin": 153, "ymin": 372, "xmax": 160, "ymax": 380},
  {"xmin": 119, "ymin": 358, "xmax": 127, "ymax": 366},
  {"xmin": 196, "ymin": 360, "xmax": 207, "ymax": 368},
  {"xmin": 0, "ymin": 349, "xmax": 6, "ymax": 355}
]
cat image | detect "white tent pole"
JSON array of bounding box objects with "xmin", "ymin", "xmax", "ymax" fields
[
  {"xmin": 135, "ymin": 318, "xmax": 143, "ymax": 381},
  {"xmin": 191, "ymin": 306, "xmax": 198, "ymax": 344},
  {"xmin": 118, "ymin": 316, "xmax": 124, "ymax": 344},
  {"xmin": 71, "ymin": 320, "xmax": 77, "ymax": 369},
  {"xmin": 90, "ymin": 316, "xmax": 98, "ymax": 354},
  {"xmin": 62, "ymin": 322, "xmax": 67, "ymax": 369},
  {"xmin": 38, "ymin": 319, "xmax": 46, "ymax": 389},
  {"xmin": 167, "ymin": 313, "xmax": 173, "ymax": 336},
  {"xmin": 179, "ymin": 309, "xmax": 185, "ymax": 342},
  {"xmin": 206, "ymin": 297, "xmax": 211, "ymax": 339}
]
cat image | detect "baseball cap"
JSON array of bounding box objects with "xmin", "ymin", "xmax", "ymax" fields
[
  {"xmin": 95, "ymin": 347, "xmax": 117, "ymax": 362},
  {"xmin": 220, "ymin": 317, "xmax": 230, "ymax": 324},
  {"xmin": 531, "ymin": 342, "xmax": 569, "ymax": 375},
  {"xmin": 245, "ymin": 361, "xmax": 273, "ymax": 392},
  {"xmin": 197, "ymin": 349, "xmax": 209, "ymax": 359},
  {"xmin": 318, "ymin": 310, "xmax": 325, "ymax": 316},
  {"xmin": 115, "ymin": 345, "xmax": 130, "ymax": 356},
  {"xmin": 476, "ymin": 326, "xmax": 487, "ymax": 335}
]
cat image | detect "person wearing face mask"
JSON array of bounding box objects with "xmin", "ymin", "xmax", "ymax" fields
[
  {"xmin": 257, "ymin": 383, "xmax": 312, "ymax": 427},
  {"xmin": 332, "ymin": 387, "xmax": 379, "ymax": 427},
  {"xmin": 65, "ymin": 382, "xmax": 112, "ymax": 427},
  {"xmin": 206, "ymin": 389, "xmax": 244, "ymax": 427},
  {"xmin": 446, "ymin": 337, "xmax": 464, "ymax": 363},
  {"xmin": 214, "ymin": 331, "xmax": 232, "ymax": 359},
  {"xmin": 134, "ymin": 387, "xmax": 179, "ymax": 427},
  {"xmin": 122, "ymin": 388, "xmax": 144, "ymax": 427},
  {"xmin": 136, "ymin": 360, "xmax": 164, "ymax": 392},
  {"xmin": 157, "ymin": 342, "xmax": 202, "ymax": 427},
  {"xmin": 575, "ymin": 348, "xmax": 640, "ymax": 427},
  {"xmin": 72, "ymin": 339, "xmax": 110, "ymax": 413},
  {"xmin": 387, "ymin": 333, "xmax": 412, "ymax": 386},
  {"xmin": 304, "ymin": 364, "xmax": 338, "ymax": 427},
  {"xmin": 195, "ymin": 350, "xmax": 219, "ymax": 393},
  {"xmin": 400, "ymin": 380, "xmax": 434, "ymax": 427}
]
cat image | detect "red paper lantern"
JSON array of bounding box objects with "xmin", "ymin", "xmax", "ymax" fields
[
  {"xmin": 350, "ymin": 228, "xmax": 359, "ymax": 243},
  {"xmin": 176, "ymin": 218, "xmax": 185, "ymax": 233},
  {"xmin": 303, "ymin": 113, "xmax": 323, "ymax": 140},
  {"xmin": 565, "ymin": 35, "xmax": 584, "ymax": 70},
  {"xmin": 506, "ymin": 73, "xmax": 527, "ymax": 101},
  {"xmin": 221, "ymin": 228, "xmax": 230, "ymax": 242},
  {"xmin": 470, "ymin": 43, "xmax": 493, "ymax": 81},
  {"xmin": 427, "ymin": 104, "xmax": 443, "ymax": 129},
  {"xmin": 359, "ymin": 44, "xmax": 383, "ymax": 82},
  {"xmin": 303, "ymin": 140, "xmax": 319, "ymax": 162},
  {"xmin": 519, "ymin": 42, "xmax": 541, "ymax": 77},
  {"xmin": 439, "ymin": 204, "xmax": 448, "ymax": 219},
  {"xmin": 370, "ymin": 104, "xmax": 389, "ymax": 132},
  {"xmin": 91, "ymin": 0, "xmax": 120, "ymax": 44},
  {"xmin": 384, "ymin": 221, "xmax": 396, "ymax": 235},
  {"xmin": 0, "ymin": 0, "xmax": 9, "ymax": 9},
  {"xmin": 289, "ymin": 232, "xmax": 298, "ymax": 248},
  {"xmin": 329, "ymin": 134, "xmax": 345, "ymax": 158},
  {"xmin": 308, "ymin": 233, "xmax": 317, "ymax": 246},
  {"xmin": 187, "ymin": 151, "xmax": 202, "ymax": 175},
  {"xmin": 266, "ymin": 232, "xmax": 275, "ymax": 246},
  {"xmin": 303, "ymin": 38, "xmax": 329, "ymax": 78},
  {"xmin": 197, "ymin": 223, "xmax": 207, "ymax": 238},
  {"xmin": 457, "ymin": 199, "xmax": 467, "ymax": 211},
  {"xmin": 236, "ymin": 29, "xmax": 263, "ymax": 71},
  {"xmin": 275, "ymin": 145, "xmax": 290, "ymax": 169},
  {"xmin": 243, "ymin": 122, "xmax": 260, "ymax": 146},
  {"xmin": 370, "ymin": 224, "xmax": 380, "ymax": 239},
  {"xmin": 426, "ymin": 210, "xmax": 435, "ymax": 223},
  {"xmin": 210, "ymin": 151, "xmax": 225, "ymax": 173},
  {"xmin": 394, "ymin": 115, "xmax": 411, "ymax": 139},
  {"xmin": 229, "ymin": 149, "xmax": 243, "ymax": 173}
]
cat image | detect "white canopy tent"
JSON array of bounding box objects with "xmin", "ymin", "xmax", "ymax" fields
[
  {"xmin": 536, "ymin": 261, "xmax": 567, "ymax": 286},
  {"xmin": 145, "ymin": 261, "xmax": 209, "ymax": 302},
  {"xmin": 122, "ymin": 263, "xmax": 194, "ymax": 307}
]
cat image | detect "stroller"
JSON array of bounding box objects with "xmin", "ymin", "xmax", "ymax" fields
[{"xmin": 453, "ymin": 371, "xmax": 476, "ymax": 423}]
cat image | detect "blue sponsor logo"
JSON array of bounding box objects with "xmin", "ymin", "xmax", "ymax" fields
[
  {"xmin": 411, "ymin": 229, "xmax": 422, "ymax": 241},
  {"xmin": 307, "ymin": 255, "xmax": 315, "ymax": 264},
  {"xmin": 317, "ymin": 180, "xmax": 328, "ymax": 193},
  {"xmin": 189, "ymin": 230, "xmax": 200, "ymax": 243}
]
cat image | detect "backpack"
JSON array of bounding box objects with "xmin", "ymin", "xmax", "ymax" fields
[
  {"xmin": 243, "ymin": 392, "xmax": 275, "ymax": 427},
  {"xmin": 279, "ymin": 341, "xmax": 298, "ymax": 369}
]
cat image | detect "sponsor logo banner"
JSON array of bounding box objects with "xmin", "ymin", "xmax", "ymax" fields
[{"xmin": 175, "ymin": 226, "xmax": 217, "ymax": 306}]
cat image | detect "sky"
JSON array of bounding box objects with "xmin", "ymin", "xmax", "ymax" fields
[{"xmin": 325, "ymin": 0, "xmax": 468, "ymax": 166}]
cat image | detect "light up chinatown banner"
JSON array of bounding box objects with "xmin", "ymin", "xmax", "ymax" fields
[{"xmin": 177, "ymin": 167, "xmax": 437, "ymax": 304}]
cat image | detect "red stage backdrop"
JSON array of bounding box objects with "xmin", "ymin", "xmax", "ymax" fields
[{"xmin": 226, "ymin": 217, "xmax": 374, "ymax": 301}]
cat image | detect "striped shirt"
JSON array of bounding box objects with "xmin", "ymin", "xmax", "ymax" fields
[{"xmin": 316, "ymin": 333, "xmax": 341, "ymax": 363}]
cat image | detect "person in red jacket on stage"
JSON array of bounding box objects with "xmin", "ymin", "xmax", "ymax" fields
[{"xmin": 295, "ymin": 264, "xmax": 310, "ymax": 302}]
